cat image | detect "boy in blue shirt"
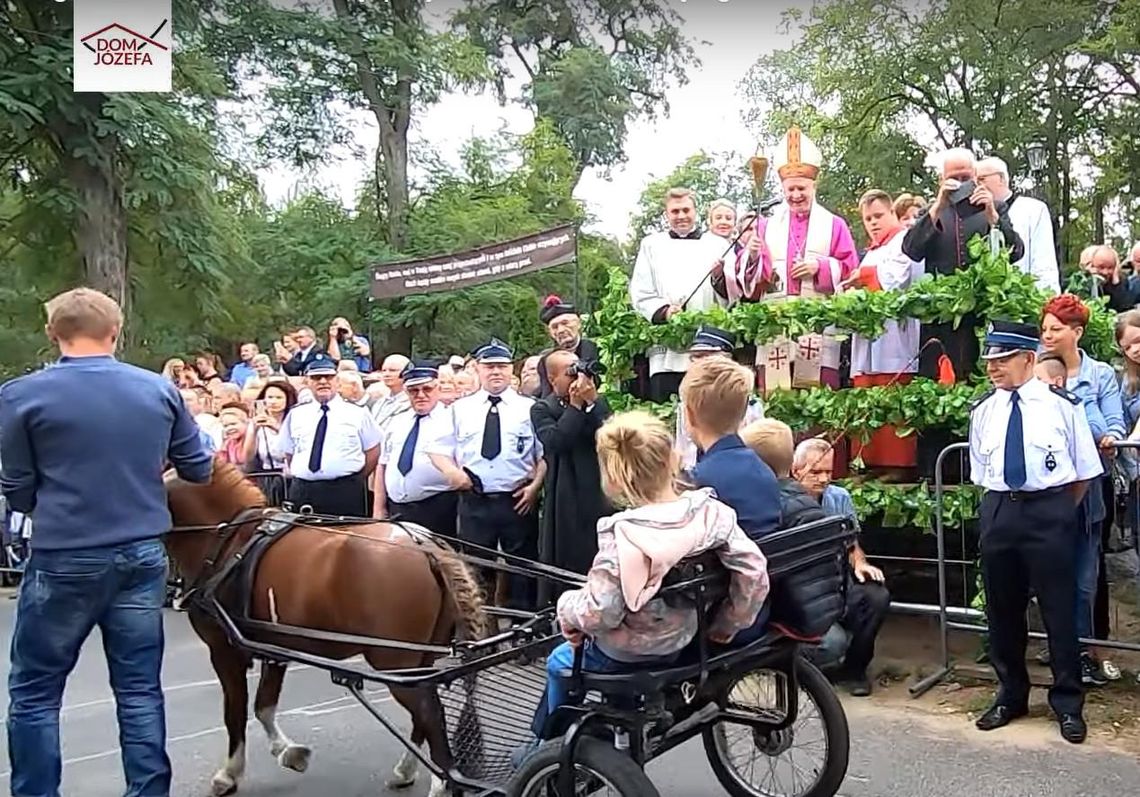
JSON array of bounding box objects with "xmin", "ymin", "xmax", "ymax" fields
[{"xmin": 681, "ymin": 356, "xmax": 781, "ymax": 540}]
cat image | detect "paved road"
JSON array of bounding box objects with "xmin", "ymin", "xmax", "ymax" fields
[{"xmin": 0, "ymin": 605, "xmax": 1137, "ymax": 796}]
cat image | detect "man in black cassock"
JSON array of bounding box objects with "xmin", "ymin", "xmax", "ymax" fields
[
  {"xmin": 536, "ymin": 295, "xmax": 600, "ymax": 398},
  {"xmin": 903, "ymin": 148, "xmax": 1024, "ymax": 480},
  {"xmin": 531, "ymin": 349, "xmax": 611, "ymax": 605}
]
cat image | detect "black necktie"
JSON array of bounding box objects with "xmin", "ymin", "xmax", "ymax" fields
[
  {"xmin": 308, "ymin": 403, "xmax": 330, "ymax": 473},
  {"xmin": 481, "ymin": 395, "xmax": 502, "ymax": 460},
  {"xmin": 397, "ymin": 414, "xmax": 425, "ymax": 476}
]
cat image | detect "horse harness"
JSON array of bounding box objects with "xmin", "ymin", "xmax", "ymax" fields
[{"xmin": 168, "ymin": 509, "xmax": 459, "ymax": 656}]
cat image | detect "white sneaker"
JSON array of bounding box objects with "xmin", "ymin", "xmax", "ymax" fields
[{"xmin": 1102, "ymin": 659, "xmax": 1122, "ymax": 681}]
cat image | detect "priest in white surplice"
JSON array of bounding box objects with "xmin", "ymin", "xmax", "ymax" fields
[
  {"xmin": 976, "ymin": 156, "xmax": 1060, "ymax": 294},
  {"xmin": 726, "ymin": 127, "xmax": 859, "ymax": 393},
  {"xmin": 629, "ymin": 187, "xmax": 728, "ymax": 401}
]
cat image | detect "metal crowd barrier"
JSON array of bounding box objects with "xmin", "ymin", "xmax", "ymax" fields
[{"xmin": 909, "ymin": 439, "xmax": 1140, "ymax": 698}]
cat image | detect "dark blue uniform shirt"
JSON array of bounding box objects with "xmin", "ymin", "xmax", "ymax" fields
[
  {"xmin": 0, "ymin": 355, "xmax": 213, "ymax": 551},
  {"xmin": 689, "ymin": 434, "xmax": 781, "ymax": 540}
]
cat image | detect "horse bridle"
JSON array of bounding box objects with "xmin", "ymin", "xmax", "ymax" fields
[{"xmin": 167, "ymin": 506, "xmax": 270, "ymax": 606}]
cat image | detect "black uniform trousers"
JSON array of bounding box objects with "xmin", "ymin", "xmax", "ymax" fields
[
  {"xmin": 980, "ymin": 487, "xmax": 1083, "ymax": 716},
  {"xmin": 458, "ymin": 492, "xmax": 538, "ymax": 611},
  {"xmin": 388, "ymin": 492, "xmax": 459, "ymax": 540},
  {"xmin": 288, "ymin": 474, "xmax": 368, "ymax": 517}
]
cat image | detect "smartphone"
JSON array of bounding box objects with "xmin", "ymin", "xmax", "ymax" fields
[{"xmin": 254, "ymin": 400, "xmax": 267, "ymax": 416}]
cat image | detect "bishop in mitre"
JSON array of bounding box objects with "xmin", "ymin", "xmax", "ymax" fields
[{"xmin": 727, "ymin": 128, "xmax": 859, "ymax": 392}]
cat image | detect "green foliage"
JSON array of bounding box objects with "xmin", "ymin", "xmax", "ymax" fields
[
  {"xmin": 839, "ymin": 480, "xmax": 983, "ymax": 530},
  {"xmin": 606, "ymin": 379, "xmax": 986, "ymax": 441},
  {"xmin": 452, "ymin": 0, "xmax": 697, "ymax": 184},
  {"xmin": 589, "ymin": 243, "xmax": 1117, "ymax": 381},
  {"xmin": 0, "ymin": 0, "xmax": 260, "ymax": 376},
  {"xmin": 741, "ymin": 0, "xmax": 1140, "ymax": 257}
]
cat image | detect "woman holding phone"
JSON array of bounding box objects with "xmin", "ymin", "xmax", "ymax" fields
[{"xmin": 242, "ymin": 381, "xmax": 298, "ymax": 505}]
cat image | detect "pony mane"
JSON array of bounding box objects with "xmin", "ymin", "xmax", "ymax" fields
[{"xmin": 210, "ymin": 460, "xmax": 268, "ymax": 508}]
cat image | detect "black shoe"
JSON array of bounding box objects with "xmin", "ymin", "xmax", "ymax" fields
[
  {"xmin": 1081, "ymin": 653, "xmax": 1108, "ymax": 687},
  {"xmin": 975, "ymin": 703, "xmax": 1027, "ymax": 731},
  {"xmin": 844, "ymin": 673, "xmax": 872, "ymax": 697},
  {"xmin": 1058, "ymin": 713, "xmax": 1087, "ymax": 744}
]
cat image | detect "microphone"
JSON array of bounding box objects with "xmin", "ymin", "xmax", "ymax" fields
[{"xmin": 679, "ymin": 155, "xmax": 772, "ymax": 311}]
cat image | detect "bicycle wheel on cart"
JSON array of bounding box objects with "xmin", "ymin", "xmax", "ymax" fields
[
  {"xmin": 702, "ymin": 656, "xmax": 849, "ymax": 797},
  {"xmin": 508, "ymin": 737, "xmax": 660, "ymax": 797}
]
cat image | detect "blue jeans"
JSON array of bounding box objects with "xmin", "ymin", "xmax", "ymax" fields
[
  {"xmin": 531, "ymin": 641, "xmax": 679, "ymax": 738},
  {"xmin": 8, "ymin": 539, "xmax": 171, "ymax": 797},
  {"xmin": 1074, "ymin": 520, "xmax": 1101, "ymax": 649}
]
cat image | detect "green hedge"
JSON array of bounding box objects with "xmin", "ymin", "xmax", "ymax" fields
[{"xmin": 591, "ymin": 238, "xmax": 1116, "ymax": 530}]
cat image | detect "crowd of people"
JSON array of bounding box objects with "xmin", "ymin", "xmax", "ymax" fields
[{"xmin": 5, "ymin": 124, "xmax": 1140, "ymax": 794}]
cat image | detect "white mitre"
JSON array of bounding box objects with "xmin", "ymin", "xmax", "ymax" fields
[{"xmin": 772, "ymin": 127, "xmax": 822, "ymax": 182}]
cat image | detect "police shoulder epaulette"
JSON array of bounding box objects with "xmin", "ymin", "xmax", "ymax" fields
[
  {"xmin": 969, "ymin": 388, "xmax": 996, "ymax": 411},
  {"xmin": 1049, "ymin": 384, "xmax": 1081, "ymax": 405}
]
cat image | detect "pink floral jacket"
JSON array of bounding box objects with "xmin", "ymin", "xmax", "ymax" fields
[{"xmin": 557, "ymin": 489, "xmax": 770, "ymax": 662}]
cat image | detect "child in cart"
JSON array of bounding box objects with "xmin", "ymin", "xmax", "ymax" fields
[{"xmin": 518, "ymin": 410, "xmax": 769, "ymax": 759}]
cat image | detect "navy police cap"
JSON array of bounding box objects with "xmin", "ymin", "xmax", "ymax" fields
[
  {"xmin": 981, "ymin": 320, "xmax": 1039, "ymax": 360},
  {"xmin": 400, "ymin": 359, "xmax": 439, "ymax": 387},
  {"xmin": 303, "ymin": 353, "xmax": 338, "ymax": 376},
  {"xmin": 472, "ymin": 337, "xmax": 513, "ymax": 364},
  {"xmin": 689, "ymin": 325, "xmax": 737, "ymax": 354}
]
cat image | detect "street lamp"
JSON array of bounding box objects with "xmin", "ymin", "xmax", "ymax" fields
[{"xmin": 1026, "ymin": 141, "xmax": 1047, "ymax": 174}]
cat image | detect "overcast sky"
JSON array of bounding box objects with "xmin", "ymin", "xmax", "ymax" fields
[{"xmin": 257, "ymin": 0, "xmax": 817, "ymax": 241}]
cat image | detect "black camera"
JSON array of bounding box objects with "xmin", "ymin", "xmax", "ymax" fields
[
  {"xmin": 566, "ymin": 359, "xmax": 605, "ymax": 380},
  {"xmin": 948, "ymin": 179, "xmax": 984, "ymax": 219}
]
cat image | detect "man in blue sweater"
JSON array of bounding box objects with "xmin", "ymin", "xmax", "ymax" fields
[{"xmin": 0, "ymin": 288, "xmax": 212, "ymax": 797}]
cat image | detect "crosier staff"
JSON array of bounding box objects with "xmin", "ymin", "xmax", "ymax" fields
[{"xmin": 680, "ymin": 155, "xmax": 777, "ymax": 310}]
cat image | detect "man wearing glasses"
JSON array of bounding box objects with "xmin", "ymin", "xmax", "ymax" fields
[
  {"xmin": 276, "ymin": 354, "xmax": 381, "ymax": 516},
  {"xmin": 372, "ymin": 361, "xmax": 467, "ymax": 538},
  {"xmin": 976, "ymin": 156, "xmax": 1060, "ymax": 294}
]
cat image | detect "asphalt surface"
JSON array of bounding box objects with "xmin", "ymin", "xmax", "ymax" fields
[{"xmin": 0, "ymin": 604, "xmax": 1137, "ymax": 796}]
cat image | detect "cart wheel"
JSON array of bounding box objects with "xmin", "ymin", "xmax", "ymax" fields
[
  {"xmin": 507, "ymin": 737, "xmax": 660, "ymax": 797},
  {"xmin": 702, "ymin": 657, "xmax": 849, "ymax": 797}
]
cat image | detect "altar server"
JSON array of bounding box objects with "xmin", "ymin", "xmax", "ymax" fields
[
  {"xmin": 629, "ymin": 187, "xmax": 728, "ymax": 401},
  {"xmin": 844, "ymin": 189, "xmax": 924, "ymax": 468}
]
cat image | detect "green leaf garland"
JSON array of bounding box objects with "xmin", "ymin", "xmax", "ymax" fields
[
  {"xmin": 589, "ymin": 244, "xmax": 1117, "ymax": 380},
  {"xmin": 593, "ymin": 242, "xmax": 1117, "ymax": 531}
]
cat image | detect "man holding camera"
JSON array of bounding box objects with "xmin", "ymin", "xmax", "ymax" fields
[
  {"xmin": 327, "ymin": 316, "xmax": 372, "ymax": 372},
  {"xmin": 531, "ymin": 350, "xmax": 612, "ymax": 601},
  {"xmin": 903, "ymin": 148, "xmax": 1025, "ymax": 383}
]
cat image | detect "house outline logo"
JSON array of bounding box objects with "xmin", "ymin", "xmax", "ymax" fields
[
  {"xmin": 80, "ymin": 21, "xmax": 170, "ymax": 54},
  {"xmin": 73, "ymin": 1, "xmax": 173, "ymax": 93}
]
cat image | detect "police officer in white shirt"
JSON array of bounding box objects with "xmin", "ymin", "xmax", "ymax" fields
[
  {"xmin": 277, "ymin": 354, "xmax": 381, "ymax": 516},
  {"xmin": 452, "ymin": 339, "xmax": 546, "ymax": 609},
  {"xmin": 969, "ymin": 320, "xmax": 1102, "ymax": 744},
  {"xmin": 372, "ymin": 360, "xmax": 467, "ymax": 538}
]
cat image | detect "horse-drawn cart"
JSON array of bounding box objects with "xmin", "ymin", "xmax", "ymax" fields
[{"xmin": 166, "ymin": 467, "xmax": 856, "ymax": 797}]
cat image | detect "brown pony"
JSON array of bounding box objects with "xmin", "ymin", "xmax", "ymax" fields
[{"xmin": 165, "ymin": 462, "xmax": 486, "ymax": 797}]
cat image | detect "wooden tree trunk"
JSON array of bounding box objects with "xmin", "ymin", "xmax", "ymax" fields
[
  {"xmin": 378, "ymin": 126, "xmax": 409, "ymax": 251},
  {"xmin": 65, "ymin": 152, "xmax": 129, "ymax": 324}
]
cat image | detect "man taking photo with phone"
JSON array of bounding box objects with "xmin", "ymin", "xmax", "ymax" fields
[{"xmin": 903, "ymin": 148, "xmax": 1025, "ymax": 477}]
